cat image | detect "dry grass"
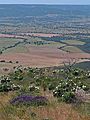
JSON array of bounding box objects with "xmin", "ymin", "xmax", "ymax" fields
[{"xmin": 0, "ymin": 91, "xmax": 90, "ymax": 120}]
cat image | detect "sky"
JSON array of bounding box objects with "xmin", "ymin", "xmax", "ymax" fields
[{"xmin": 0, "ymin": 0, "xmax": 90, "ymax": 5}]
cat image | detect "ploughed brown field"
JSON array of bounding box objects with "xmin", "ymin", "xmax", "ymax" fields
[{"xmin": 0, "ymin": 45, "xmax": 90, "ymax": 68}]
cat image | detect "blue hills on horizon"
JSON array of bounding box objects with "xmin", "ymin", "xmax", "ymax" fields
[{"xmin": 0, "ymin": 4, "xmax": 90, "ymax": 17}]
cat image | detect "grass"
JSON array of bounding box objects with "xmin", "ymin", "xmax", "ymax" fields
[
  {"xmin": 0, "ymin": 37, "xmax": 65, "ymax": 54},
  {"xmin": 0, "ymin": 37, "xmax": 85, "ymax": 55},
  {"xmin": 0, "ymin": 38, "xmax": 23, "ymax": 50},
  {"xmin": 62, "ymin": 46, "xmax": 84, "ymax": 53},
  {"xmin": 0, "ymin": 37, "xmax": 90, "ymax": 120},
  {"xmin": 5, "ymin": 44, "xmax": 29, "ymax": 53},
  {"xmin": 0, "ymin": 92, "xmax": 90, "ymax": 120},
  {"xmin": 26, "ymin": 37, "xmax": 66, "ymax": 47},
  {"xmin": 0, "ymin": 67, "xmax": 90, "ymax": 120},
  {"xmin": 61, "ymin": 40, "xmax": 85, "ymax": 46}
]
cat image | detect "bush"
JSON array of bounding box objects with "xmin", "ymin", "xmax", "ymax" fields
[
  {"xmin": 10, "ymin": 95, "xmax": 48, "ymax": 106},
  {"xmin": 53, "ymin": 79, "xmax": 88, "ymax": 103},
  {"xmin": 62, "ymin": 92, "xmax": 75, "ymax": 103},
  {"xmin": 0, "ymin": 76, "xmax": 20, "ymax": 92},
  {"xmin": 48, "ymin": 82, "xmax": 58, "ymax": 90}
]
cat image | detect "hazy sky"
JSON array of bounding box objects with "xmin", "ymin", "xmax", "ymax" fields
[{"xmin": 0, "ymin": 0, "xmax": 90, "ymax": 5}]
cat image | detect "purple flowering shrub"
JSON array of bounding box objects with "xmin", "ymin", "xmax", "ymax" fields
[{"xmin": 10, "ymin": 95, "xmax": 48, "ymax": 106}]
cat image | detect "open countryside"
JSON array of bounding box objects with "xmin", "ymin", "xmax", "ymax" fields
[{"xmin": 0, "ymin": 5, "xmax": 90, "ymax": 120}]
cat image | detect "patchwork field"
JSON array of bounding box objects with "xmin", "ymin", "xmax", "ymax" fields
[
  {"xmin": 0, "ymin": 38, "xmax": 23, "ymax": 50},
  {"xmin": 0, "ymin": 34, "xmax": 90, "ymax": 71}
]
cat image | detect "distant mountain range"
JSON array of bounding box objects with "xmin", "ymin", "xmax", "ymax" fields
[{"xmin": 0, "ymin": 5, "xmax": 90, "ymax": 17}]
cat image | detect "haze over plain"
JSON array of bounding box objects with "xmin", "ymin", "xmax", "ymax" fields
[{"xmin": 0, "ymin": 0, "xmax": 90, "ymax": 5}]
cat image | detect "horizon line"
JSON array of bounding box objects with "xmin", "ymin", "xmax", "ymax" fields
[{"xmin": 0, "ymin": 3, "xmax": 90, "ymax": 5}]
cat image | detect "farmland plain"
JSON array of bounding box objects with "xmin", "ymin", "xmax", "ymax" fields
[
  {"xmin": 0, "ymin": 5, "xmax": 90, "ymax": 120},
  {"xmin": 0, "ymin": 35, "xmax": 90, "ymax": 72}
]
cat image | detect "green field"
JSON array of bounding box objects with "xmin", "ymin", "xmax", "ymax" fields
[
  {"xmin": 62, "ymin": 46, "xmax": 84, "ymax": 53},
  {"xmin": 61, "ymin": 40, "xmax": 85, "ymax": 45},
  {"xmin": 0, "ymin": 38, "xmax": 23, "ymax": 50},
  {"xmin": 0, "ymin": 37, "xmax": 67, "ymax": 54},
  {"xmin": 5, "ymin": 44, "xmax": 29, "ymax": 53}
]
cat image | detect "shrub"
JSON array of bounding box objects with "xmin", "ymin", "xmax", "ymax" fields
[
  {"xmin": 0, "ymin": 76, "xmax": 20, "ymax": 92},
  {"xmin": 53, "ymin": 79, "xmax": 88, "ymax": 103},
  {"xmin": 61, "ymin": 92, "xmax": 75, "ymax": 103},
  {"xmin": 0, "ymin": 60, "xmax": 5, "ymax": 62},
  {"xmin": 16, "ymin": 61, "xmax": 19, "ymax": 63},
  {"xmin": 29, "ymin": 85, "xmax": 40, "ymax": 92},
  {"xmin": 0, "ymin": 51, "xmax": 2, "ymax": 54},
  {"xmin": 48, "ymin": 81, "xmax": 58, "ymax": 91},
  {"xmin": 9, "ymin": 61, "xmax": 13, "ymax": 63},
  {"xmin": 10, "ymin": 95, "xmax": 48, "ymax": 106}
]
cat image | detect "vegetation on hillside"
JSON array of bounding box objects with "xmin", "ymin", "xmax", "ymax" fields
[{"xmin": 0, "ymin": 62, "xmax": 90, "ymax": 120}]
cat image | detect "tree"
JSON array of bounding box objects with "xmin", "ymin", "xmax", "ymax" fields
[
  {"xmin": 0, "ymin": 50, "xmax": 2, "ymax": 55},
  {"xmin": 63, "ymin": 58, "xmax": 78, "ymax": 72}
]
